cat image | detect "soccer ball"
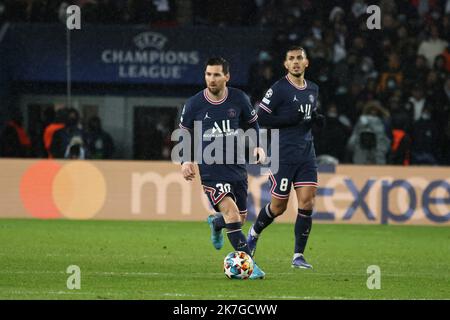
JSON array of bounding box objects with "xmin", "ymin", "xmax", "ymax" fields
[{"xmin": 223, "ymin": 251, "xmax": 254, "ymax": 279}]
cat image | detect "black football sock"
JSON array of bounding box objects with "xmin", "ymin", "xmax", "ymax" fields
[
  {"xmin": 213, "ymin": 213, "xmax": 225, "ymax": 231},
  {"xmin": 294, "ymin": 209, "xmax": 313, "ymax": 254},
  {"xmin": 252, "ymin": 203, "xmax": 275, "ymax": 235},
  {"xmin": 226, "ymin": 222, "xmax": 251, "ymax": 256}
]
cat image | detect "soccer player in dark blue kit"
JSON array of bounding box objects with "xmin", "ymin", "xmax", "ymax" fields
[
  {"xmin": 247, "ymin": 46, "xmax": 325, "ymax": 269},
  {"xmin": 179, "ymin": 57, "xmax": 266, "ymax": 279}
]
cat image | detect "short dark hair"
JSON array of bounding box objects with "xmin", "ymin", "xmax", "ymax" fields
[
  {"xmin": 285, "ymin": 46, "xmax": 307, "ymax": 59},
  {"xmin": 205, "ymin": 57, "xmax": 230, "ymax": 75}
]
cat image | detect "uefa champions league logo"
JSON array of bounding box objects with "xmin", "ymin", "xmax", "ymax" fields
[{"xmin": 133, "ymin": 32, "xmax": 168, "ymax": 50}]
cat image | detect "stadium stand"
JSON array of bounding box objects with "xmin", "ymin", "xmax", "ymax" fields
[{"xmin": 0, "ymin": 0, "xmax": 449, "ymax": 164}]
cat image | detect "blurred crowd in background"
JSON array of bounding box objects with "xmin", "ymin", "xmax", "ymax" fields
[
  {"xmin": 0, "ymin": 106, "xmax": 115, "ymax": 159},
  {"xmin": 0, "ymin": 0, "xmax": 449, "ymax": 165}
]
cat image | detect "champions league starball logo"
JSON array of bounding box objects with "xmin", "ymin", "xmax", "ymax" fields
[{"xmin": 133, "ymin": 32, "xmax": 168, "ymax": 50}]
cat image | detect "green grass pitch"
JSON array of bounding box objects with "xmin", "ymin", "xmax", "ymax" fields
[{"xmin": 0, "ymin": 218, "xmax": 449, "ymax": 300}]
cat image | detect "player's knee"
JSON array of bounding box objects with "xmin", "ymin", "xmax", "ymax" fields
[
  {"xmin": 270, "ymin": 202, "xmax": 287, "ymax": 216},
  {"xmin": 222, "ymin": 208, "xmax": 241, "ymax": 222},
  {"xmin": 299, "ymin": 195, "xmax": 315, "ymax": 210}
]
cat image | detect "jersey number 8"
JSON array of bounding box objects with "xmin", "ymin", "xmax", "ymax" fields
[{"xmin": 280, "ymin": 178, "xmax": 289, "ymax": 192}]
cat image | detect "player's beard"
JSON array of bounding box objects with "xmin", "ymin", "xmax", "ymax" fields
[
  {"xmin": 207, "ymin": 86, "xmax": 221, "ymax": 95},
  {"xmin": 290, "ymin": 69, "xmax": 304, "ymax": 78}
]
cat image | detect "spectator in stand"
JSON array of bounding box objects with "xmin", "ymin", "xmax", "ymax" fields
[
  {"xmin": 332, "ymin": 53, "xmax": 355, "ymax": 99},
  {"xmin": 417, "ymin": 24, "xmax": 449, "ymax": 68},
  {"xmin": 346, "ymin": 101, "xmax": 391, "ymax": 165},
  {"xmin": 442, "ymin": 44, "xmax": 450, "ymax": 72},
  {"xmin": 380, "ymin": 13, "xmax": 399, "ymax": 44},
  {"xmin": 410, "ymin": 0, "xmax": 441, "ymax": 19},
  {"xmin": 442, "ymin": 12, "xmax": 450, "ymax": 39},
  {"xmin": 30, "ymin": 105, "xmax": 56, "ymax": 158},
  {"xmin": 0, "ymin": 111, "xmax": 32, "ymax": 158},
  {"xmin": 440, "ymin": 114, "xmax": 450, "ymax": 165},
  {"xmin": 335, "ymin": 81, "xmax": 365, "ymax": 124},
  {"xmin": 411, "ymin": 106, "xmax": 439, "ymax": 164},
  {"xmin": 43, "ymin": 108, "xmax": 67, "ymax": 159},
  {"xmin": 394, "ymin": 24, "xmax": 417, "ymax": 65},
  {"xmin": 86, "ymin": 116, "xmax": 115, "ymax": 159},
  {"xmin": 150, "ymin": 0, "xmax": 178, "ymax": 27},
  {"xmin": 388, "ymin": 95, "xmax": 413, "ymax": 134},
  {"xmin": 248, "ymin": 50, "xmax": 275, "ymax": 105},
  {"xmin": 314, "ymin": 103, "xmax": 351, "ymax": 163},
  {"xmin": 50, "ymin": 108, "xmax": 89, "ymax": 159},
  {"xmin": 360, "ymin": 77, "xmax": 378, "ymax": 103},
  {"xmin": 387, "ymin": 96, "xmax": 412, "ymax": 165},
  {"xmin": 404, "ymin": 55, "xmax": 430, "ymax": 91},
  {"xmin": 432, "ymin": 54, "xmax": 448, "ymax": 83},
  {"xmin": 433, "ymin": 77, "xmax": 450, "ymax": 159},
  {"xmin": 405, "ymin": 85, "xmax": 429, "ymax": 122},
  {"xmin": 425, "ymin": 71, "xmax": 442, "ymax": 106},
  {"xmin": 377, "ymin": 52, "xmax": 404, "ymax": 102}
]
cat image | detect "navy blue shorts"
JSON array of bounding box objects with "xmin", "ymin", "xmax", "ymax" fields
[
  {"xmin": 202, "ymin": 180, "xmax": 248, "ymax": 214},
  {"xmin": 268, "ymin": 159, "xmax": 318, "ymax": 200}
]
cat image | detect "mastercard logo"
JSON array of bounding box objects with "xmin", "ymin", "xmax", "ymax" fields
[{"xmin": 20, "ymin": 161, "xmax": 106, "ymax": 219}]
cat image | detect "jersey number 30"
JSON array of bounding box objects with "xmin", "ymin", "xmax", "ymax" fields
[{"xmin": 216, "ymin": 183, "xmax": 231, "ymax": 193}]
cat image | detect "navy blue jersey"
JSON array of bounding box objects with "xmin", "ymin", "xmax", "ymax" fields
[
  {"xmin": 179, "ymin": 87, "xmax": 258, "ymax": 182},
  {"xmin": 258, "ymin": 76, "xmax": 319, "ymax": 164}
]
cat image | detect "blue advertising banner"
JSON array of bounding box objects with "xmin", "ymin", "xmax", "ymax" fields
[{"xmin": 3, "ymin": 24, "xmax": 270, "ymax": 86}]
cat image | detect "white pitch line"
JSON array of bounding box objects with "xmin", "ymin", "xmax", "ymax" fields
[
  {"xmin": 3, "ymin": 290, "xmax": 442, "ymax": 300},
  {"xmin": 0, "ymin": 270, "xmax": 446, "ymax": 278}
]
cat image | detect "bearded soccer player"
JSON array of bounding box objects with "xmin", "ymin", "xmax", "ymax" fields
[
  {"xmin": 179, "ymin": 57, "xmax": 266, "ymax": 279},
  {"xmin": 247, "ymin": 46, "xmax": 325, "ymax": 269}
]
